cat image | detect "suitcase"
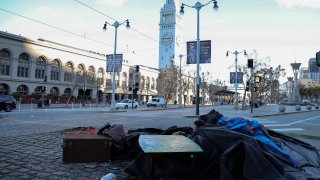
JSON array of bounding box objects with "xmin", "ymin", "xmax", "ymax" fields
[{"xmin": 62, "ymin": 134, "xmax": 112, "ymax": 163}]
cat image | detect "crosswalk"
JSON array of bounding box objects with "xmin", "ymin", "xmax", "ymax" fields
[{"xmin": 256, "ymin": 118, "xmax": 304, "ymax": 132}]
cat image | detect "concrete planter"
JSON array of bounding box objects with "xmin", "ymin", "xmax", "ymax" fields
[
  {"xmin": 295, "ymin": 105, "xmax": 301, "ymax": 111},
  {"xmin": 278, "ymin": 105, "xmax": 286, "ymax": 112},
  {"xmin": 315, "ymin": 104, "xmax": 319, "ymax": 109},
  {"xmin": 306, "ymin": 105, "xmax": 312, "ymax": 110}
]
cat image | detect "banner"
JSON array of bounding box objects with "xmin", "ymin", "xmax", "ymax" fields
[
  {"xmin": 186, "ymin": 40, "xmax": 211, "ymax": 64},
  {"xmin": 106, "ymin": 54, "xmax": 123, "ymax": 72},
  {"xmin": 230, "ymin": 72, "xmax": 243, "ymax": 84}
]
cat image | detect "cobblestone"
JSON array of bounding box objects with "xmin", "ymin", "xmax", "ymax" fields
[{"xmin": 0, "ymin": 131, "xmax": 130, "ymax": 179}]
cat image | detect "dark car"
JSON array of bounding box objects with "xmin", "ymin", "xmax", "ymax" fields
[{"xmin": 0, "ymin": 95, "xmax": 17, "ymax": 112}]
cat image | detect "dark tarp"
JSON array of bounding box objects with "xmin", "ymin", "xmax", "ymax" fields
[{"xmin": 125, "ymin": 125, "xmax": 320, "ymax": 179}]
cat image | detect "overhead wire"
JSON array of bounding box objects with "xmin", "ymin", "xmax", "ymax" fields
[
  {"xmin": 73, "ymin": 0, "xmax": 158, "ymax": 43},
  {"xmin": 0, "ymin": 7, "xmax": 154, "ymax": 59}
]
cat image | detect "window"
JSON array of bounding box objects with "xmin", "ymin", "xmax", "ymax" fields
[
  {"xmin": 151, "ymin": 78, "xmax": 155, "ymax": 90},
  {"xmin": 115, "ymin": 72, "xmax": 120, "ymax": 87},
  {"xmin": 106, "ymin": 72, "xmax": 112, "ymax": 87},
  {"xmin": 64, "ymin": 62, "xmax": 73, "ymax": 82},
  {"xmin": 97, "ymin": 68, "xmax": 104, "ymax": 87},
  {"xmin": 17, "ymin": 53, "xmax": 29, "ymax": 77},
  {"xmin": 122, "ymin": 72, "xmax": 127, "ymax": 88},
  {"xmin": 0, "ymin": 49, "xmax": 11, "ymax": 76},
  {"xmin": 146, "ymin": 77, "xmax": 150, "ymax": 90},
  {"xmin": 76, "ymin": 64, "xmax": 85, "ymax": 84},
  {"xmin": 16, "ymin": 85, "xmax": 28, "ymax": 96},
  {"xmin": 51, "ymin": 59, "xmax": 60, "ymax": 81},
  {"xmin": 35, "ymin": 56, "xmax": 46, "ymax": 79},
  {"xmin": 87, "ymin": 66, "xmax": 95, "ymax": 85}
]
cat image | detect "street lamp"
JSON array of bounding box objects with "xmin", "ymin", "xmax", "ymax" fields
[
  {"xmin": 226, "ymin": 50, "xmax": 247, "ymax": 110},
  {"xmin": 178, "ymin": 54, "xmax": 184, "ymax": 108},
  {"xmin": 180, "ymin": 0, "xmax": 218, "ymax": 116},
  {"xmin": 103, "ymin": 19, "xmax": 130, "ymax": 110}
]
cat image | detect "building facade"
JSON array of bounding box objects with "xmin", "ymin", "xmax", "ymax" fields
[
  {"xmin": 308, "ymin": 58, "xmax": 320, "ymax": 83},
  {"xmin": 0, "ymin": 31, "xmax": 159, "ymax": 103}
]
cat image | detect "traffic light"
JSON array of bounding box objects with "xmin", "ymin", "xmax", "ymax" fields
[
  {"xmin": 248, "ymin": 59, "xmax": 253, "ymax": 69},
  {"xmin": 316, "ymin": 51, "xmax": 320, "ymax": 66},
  {"xmin": 135, "ymin": 65, "xmax": 140, "ymax": 72},
  {"xmin": 246, "ymin": 81, "xmax": 250, "ymax": 87},
  {"xmin": 44, "ymin": 75, "xmax": 47, "ymax": 82},
  {"xmin": 253, "ymin": 87, "xmax": 258, "ymax": 92},
  {"xmin": 135, "ymin": 82, "xmax": 139, "ymax": 87},
  {"xmin": 254, "ymin": 76, "xmax": 261, "ymax": 83},
  {"xmin": 134, "ymin": 87, "xmax": 139, "ymax": 91},
  {"xmin": 129, "ymin": 87, "xmax": 132, "ymax": 91},
  {"xmin": 245, "ymin": 87, "xmax": 249, "ymax": 91}
]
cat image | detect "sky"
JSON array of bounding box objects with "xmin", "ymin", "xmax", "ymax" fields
[{"xmin": 0, "ymin": 0, "xmax": 319, "ymax": 84}]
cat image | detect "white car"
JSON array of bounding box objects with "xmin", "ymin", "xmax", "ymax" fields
[{"xmin": 115, "ymin": 99, "xmax": 139, "ymax": 109}]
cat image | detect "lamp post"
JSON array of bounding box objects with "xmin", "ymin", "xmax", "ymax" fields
[
  {"xmin": 226, "ymin": 50, "xmax": 247, "ymax": 110},
  {"xmin": 103, "ymin": 19, "xmax": 130, "ymax": 110},
  {"xmin": 180, "ymin": 0, "xmax": 218, "ymax": 115},
  {"xmin": 178, "ymin": 54, "xmax": 184, "ymax": 108}
]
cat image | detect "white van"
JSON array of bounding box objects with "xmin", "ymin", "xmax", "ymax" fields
[{"xmin": 146, "ymin": 98, "xmax": 166, "ymax": 107}]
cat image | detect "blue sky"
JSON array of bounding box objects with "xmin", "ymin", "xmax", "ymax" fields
[{"xmin": 0, "ymin": 0, "xmax": 319, "ymax": 83}]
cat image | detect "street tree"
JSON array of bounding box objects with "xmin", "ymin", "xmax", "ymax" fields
[
  {"xmin": 181, "ymin": 70, "xmax": 196, "ymax": 107},
  {"xmin": 156, "ymin": 60, "xmax": 179, "ymax": 107},
  {"xmin": 235, "ymin": 50, "xmax": 286, "ymax": 109}
]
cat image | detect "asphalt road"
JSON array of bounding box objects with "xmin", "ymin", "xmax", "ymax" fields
[{"xmin": 1, "ymin": 105, "xmax": 319, "ymax": 179}]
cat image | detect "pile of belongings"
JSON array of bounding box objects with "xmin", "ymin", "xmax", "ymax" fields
[{"xmin": 97, "ymin": 109, "xmax": 320, "ymax": 179}]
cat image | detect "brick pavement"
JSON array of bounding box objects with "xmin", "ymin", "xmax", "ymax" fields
[{"xmin": 0, "ymin": 131, "xmax": 130, "ymax": 179}]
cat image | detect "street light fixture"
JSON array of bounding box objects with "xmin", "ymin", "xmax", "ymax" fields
[
  {"xmin": 103, "ymin": 19, "xmax": 130, "ymax": 110},
  {"xmin": 226, "ymin": 50, "xmax": 247, "ymax": 110},
  {"xmin": 180, "ymin": 0, "xmax": 218, "ymax": 116}
]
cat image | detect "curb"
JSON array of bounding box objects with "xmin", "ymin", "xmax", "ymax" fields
[{"xmin": 250, "ymin": 109, "xmax": 320, "ymax": 118}]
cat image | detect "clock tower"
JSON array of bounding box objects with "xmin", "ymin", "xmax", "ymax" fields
[{"xmin": 158, "ymin": 0, "xmax": 183, "ymax": 69}]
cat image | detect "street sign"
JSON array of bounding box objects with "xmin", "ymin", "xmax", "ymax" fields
[
  {"xmin": 106, "ymin": 54, "xmax": 123, "ymax": 72},
  {"xmin": 230, "ymin": 72, "xmax": 243, "ymax": 84},
  {"xmin": 186, "ymin": 40, "xmax": 211, "ymax": 64}
]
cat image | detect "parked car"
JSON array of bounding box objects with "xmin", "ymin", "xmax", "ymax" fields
[
  {"xmin": 146, "ymin": 98, "xmax": 166, "ymax": 107},
  {"xmin": 115, "ymin": 99, "xmax": 139, "ymax": 109},
  {"xmin": 0, "ymin": 95, "xmax": 17, "ymax": 112}
]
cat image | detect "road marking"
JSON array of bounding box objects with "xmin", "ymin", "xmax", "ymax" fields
[
  {"xmin": 264, "ymin": 124, "xmax": 290, "ymax": 127},
  {"xmin": 270, "ymin": 128, "xmax": 304, "ymax": 132},
  {"xmin": 288, "ymin": 115, "xmax": 320, "ymax": 125}
]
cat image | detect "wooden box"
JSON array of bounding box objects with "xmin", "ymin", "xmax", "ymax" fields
[{"xmin": 62, "ymin": 134, "xmax": 112, "ymax": 163}]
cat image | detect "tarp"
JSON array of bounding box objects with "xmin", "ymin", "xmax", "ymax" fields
[{"xmin": 124, "ymin": 125, "xmax": 320, "ymax": 179}]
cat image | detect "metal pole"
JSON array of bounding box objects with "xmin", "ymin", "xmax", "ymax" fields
[
  {"xmin": 234, "ymin": 52, "xmax": 238, "ymax": 110},
  {"xmin": 196, "ymin": 6, "xmax": 200, "ymax": 116},
  {"xmin": 179, "ymin": 54, "xmax": 183, "ymax": 108},
  {"xmin": 111, "ymin": 22, "xmax": 119, "ymax": 110}
]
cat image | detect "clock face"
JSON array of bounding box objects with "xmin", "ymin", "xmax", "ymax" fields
[{"xmin": 161, "ymin": 32, "xmax": 173, "ymax": 47}]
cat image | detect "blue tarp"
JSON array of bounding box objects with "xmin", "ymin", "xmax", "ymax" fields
[{"xmin": 217, "ymin": 116, "xmax": 296, "ymax": 166}]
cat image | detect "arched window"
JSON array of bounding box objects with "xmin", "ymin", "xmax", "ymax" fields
[
  {"xmin": 105, "ymin": 72, "xmax": 112, "ymax": 87},
  {"xmin": 146, "ymin": 77, "xmax": 150, "ymax": 90},
  {"xmin": 0, "ymin": 83, "xmax": 9, "ymax": 95},
  {"xmin": 0, "ymin": 49, "xmax": 11, "ymax": 76},
  {"xmin": 50, "ymin": 87, "xmax": 59, "ymax": 96},
  {"xmin": 141, "ymin": 76, "xmax": 145, "ymax": 91},
  {"xmin": 51, "ymin": 59, "xmax": 60, "ymax": 81},
  {"xmin": 17, "ymin": 53, "xmax": 30, "ymax": 77},
  {"xmin": 122, "ymin": 72, "xmax": 127, "ymax": 88},
  {"xmin": 64, "ymin": 88, "xmax": 71, "ymax": 96},
  {"xmin": 115, "ymin": 72, "xmax": 120, "ymax": 87},
  {"xmin": 35, "ymin": 56, "xmax": 46, "ymax": 79},
  {"xmin": 64, "ymin": 62, "xmax": 73, "ymax": 82},
  {"xmin": 97, "ymin": 68, "xmax": 104, "ymax": 87},
  {"xmin": 16, "ymin": 85, "xmax": 28, "ymax": 96},
  {"xmin": 76, "ymin": 64, "xmax": 85, "ymax": 84},
  {"xmin": 88, "ymin": 66, "xmax": 95, "ymax": 85},
  {"xmin": 151, "ymin": 77, "xmax": 155, "ymax": 90}
]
